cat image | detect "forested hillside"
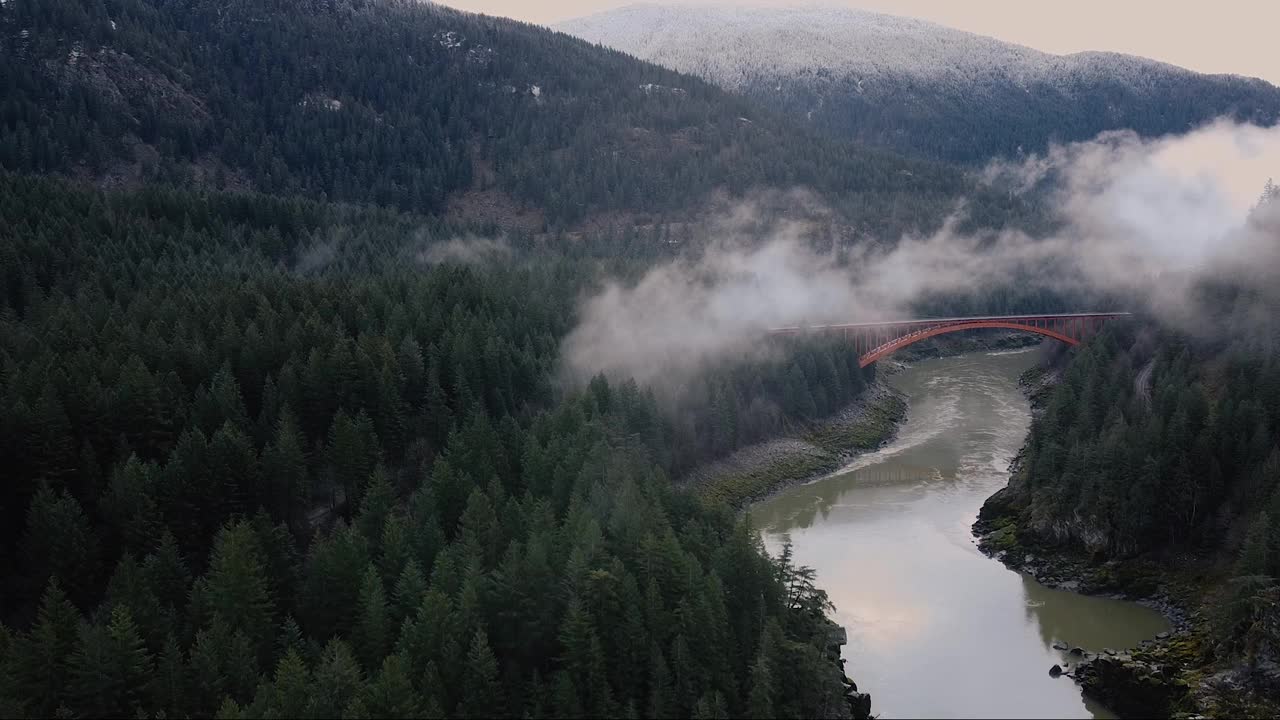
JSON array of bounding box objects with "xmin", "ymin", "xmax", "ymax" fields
[
  {"xmin": 978, "ymin": 188, "xmax": 1280, "ymax": 712},
  {"xmin": 0, "ymin": 0, "xmax": 1019, "ymax": 235},
  {"xmin": 560, "ymin": 4, "xmax": 1280, "ymax": 165},
  {"xmin": 0, "ymin": 1, "xmax": 1134, "ymax": 718},
  {"xmin": 0, "ymin": 172, "xmax": 890, "ymax": 718}
]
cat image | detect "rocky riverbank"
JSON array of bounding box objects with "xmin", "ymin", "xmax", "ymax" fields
[
  {"xmin": 685, "ymin": 380, "xmax": 907, "ymax": 508},
  {"xmin": 973, "ymin": 365, "xmax": 1280, "ymax": 719}
]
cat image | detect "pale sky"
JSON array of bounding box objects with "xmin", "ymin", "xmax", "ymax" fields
[{"xmin": 438, "ymin": 0, "xmax": 1280, "ymax": 85}]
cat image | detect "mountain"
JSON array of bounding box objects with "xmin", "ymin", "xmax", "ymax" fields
[
  {"xmin": 558, "ymin": 4, "xmax": 1280, "ymax": 164},
  {"xmin": 0, "ymin": 0, "xmax": 1013, "ymax": 235}
]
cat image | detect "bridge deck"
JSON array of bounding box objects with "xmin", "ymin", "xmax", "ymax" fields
[{"xmin": 769, "ymin": 312, "xmax": 1131, "ymax": 334}]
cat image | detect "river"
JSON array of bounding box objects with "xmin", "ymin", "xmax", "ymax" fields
[{"xmin": 751, "ymin": 349, "xmax": 1170, "ymax": 719}]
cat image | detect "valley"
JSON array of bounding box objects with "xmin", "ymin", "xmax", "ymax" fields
[{"xmin": 1, "ymin": 1, "xmax": 1278, "ymax": 718}]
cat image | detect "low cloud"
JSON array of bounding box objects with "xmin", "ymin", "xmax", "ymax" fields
[
  {"xmin": 417, "ymin": 235, "xmax": 512, "ymax": 266},
  {"xmin": 561, "ymin": 119, "xmax": 1280, "ymax": 387}
]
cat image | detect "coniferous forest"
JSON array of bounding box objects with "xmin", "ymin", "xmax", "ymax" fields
[
  {"xmin": 0, "ymin": 171, "xmax": 886, "ymax": 717},
  {"xmin": 0, "ymin": 1, "xmax": 931, "ymax": 715},
  {"xmin": 980, "ymin": 189, "xmax": 1280, "ymax": 711},
  {"xmin": 5, "ymin": 0, "xmax": 1280, "ymax": 718}
]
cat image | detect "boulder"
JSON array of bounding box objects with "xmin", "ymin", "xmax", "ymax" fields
[
  {"xmin": 1052, "ymin": 641, "xmax": 1068, "ymax": 651},
  {"xmin": 1069, "ymin": 646, "xmax": 1085, "ymax": 656},
  {"xmin": 1156, "ymin": 631, "xmax": 1170, "ymax": 640},
  {"xmin": 1049, "ymin": 664, "xmax": 1063, "ymax": 677},
  {"xmin": 1075, "ymin": 654, "xmax": 1187, "ymax": 718},
  {"xmin": 848, "ymin": 692, "xmax": 872, "ymax": 720}
]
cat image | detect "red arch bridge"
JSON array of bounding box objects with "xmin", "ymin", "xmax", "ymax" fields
[{"xmin": 769, "ymin": 312, "xmax": 1131, "ymax": 368}]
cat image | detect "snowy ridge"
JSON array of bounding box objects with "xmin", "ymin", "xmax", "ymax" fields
[
  {"xmin": 556, "ymin": 3, "xmax": 1280, "ymax": 163},
  {"xmin": 557, "ymin": 3, "xmax": 1253, "ymax": 93}
]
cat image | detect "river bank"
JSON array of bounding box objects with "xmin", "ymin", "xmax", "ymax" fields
[
  {"xmin": 685, "ymin": 379, "xmax": 908, "ymax": 508},
  {"xmin": 973, "ymin": 365, "xmax": 1280, "ymax": 719},
  {"xmin": 685, "ymin": 331, "xmax": 1041, "ymax": 509}
]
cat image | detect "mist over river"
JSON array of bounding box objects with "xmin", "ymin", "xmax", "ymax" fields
[{"xmin": 752, "ymin": 349, "xmax": 1170, "ymax": 719}]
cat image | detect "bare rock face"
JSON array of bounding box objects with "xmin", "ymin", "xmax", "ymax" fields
[{"xmin": 1072, "ymin": 654, "xmax": 1187, "ymax": 718}]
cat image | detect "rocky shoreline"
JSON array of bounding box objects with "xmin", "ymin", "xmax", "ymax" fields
[{"xmin": 972, "ymin": 363, "xmax": 1280, "ymax": 719}]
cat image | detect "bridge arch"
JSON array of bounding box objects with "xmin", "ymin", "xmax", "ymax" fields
[
  {"xmin": 857, "ymin": 320, "xmax": 1078, "ymax": 367},
  {"xmin": 768, "ymin": 313, "xmax": 1129, "ymax": 368}
]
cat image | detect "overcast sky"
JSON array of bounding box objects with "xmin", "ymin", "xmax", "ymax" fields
[{"xmin": 437, "ymin": 0, "xmax": 1280, "ymax": 85}]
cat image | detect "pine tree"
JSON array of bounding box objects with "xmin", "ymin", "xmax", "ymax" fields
[
  {"xmin": 459, "ymin": 629, "xmax": 503, "ymax": 719},
  {"xmin": 558, "ymin": 596, "xmax": 596, "ymax": 713},
  {"xmin": 553, "ymin": 671, "xmax": 584, "ymax": 719},
  {"xmin": 299, "ymin": 523, "xmax": 370, "ymax": 642},
  {"xmin": 104, "ymin": 552, "xmax": 169, "ymax": 650},
  {"xmin": 361, "ymin": 653, "xmax": 422, "ymax": 719},
  {"xmin": 694, "ymin": 691, "xmax": 730, "ymax": 719},
  {"xmin": 746, "ymin": 642, "xmax": 776, "ymax": 719},
  {"xmin": 458, "ymin": 487, "xmax": 501, "ymax": 567},
  {"xmin": 102, "ymin": 455, "xmax": 161, "ymax": 553},
  {"xmin": 67, "ymin": 605, "xmax": 154, "ymax": 718},
  {"xmin": 267, "ymin": 618, "xmax": 298, "ymax": 663},
  {"xmin": 28, "ymin": 383, "xmax": 76, "ymax": 483},
  {"xmin": 20, "ymin": 484, "xmax": 97, "ymax": 601},
  {"xmin": 14, "ymin": 580, "xmax": 80, "ymax": 717},
  {"xmin": 308, "ymin": 639, "xmax": 364, "ymax": 719},
  {"xmin": 391, "ymin": 558, "xmax": 428, "ymax": 626},
  {"xmin": 192, "ymin": 520, "xmax": 276, "ymax": 659},
  {"xmin": 263, "ymin": 410, "xmax": 310, "ymax": 535},
  {"xmin": 326, "ymin": 410, "xmax": 379, "ymax": 517},
  {"xmin": 260, "ymin": 648, "xmax": 312, "ymax": 718},
  {"xmin": 149, "ymin": 634, "xmax": 188, "ymax": 717},
  {"xmin": 646, "ymin": 644, "xmax": 673, "ymax": 720},
  {"xmin": 354, "ymin": 563, "xmax": 391, "ymax": 671},
  {"xmin": 189, "ymin": 619, "xmax": 261, "ymax": 711},
  {"xmin": 142, "ymin": 530, "xmax": 192, "ymax": 610},
  {"xmin": 357, "ymin": 467, "xmax": 396, "ymax": 549},
  {"xmin": 208, "ymin": 422, "xmax": 261, "ymax": 520},
  {"xmin": 380, "ymin": 513, "xmax": 412, "ymax": 586}
]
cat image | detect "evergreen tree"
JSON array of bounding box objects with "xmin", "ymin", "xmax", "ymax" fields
[
  {"xmin": 353, "ymin": 563, "xmax": 391, "ymax": 671},
  {"xmin": 257, "ymin": 648, "xmax": 312, "ymax": 718},
  {"xmin": 460, "ymin": 629, "xmax": 504, "ymax": 719},
  {"xmin": 20, "ymin": 484, "xmax": 97, "ymax": 602},
  {"xmin": 192, "ymin": 521, "xmax": 276, "ymax": 660},
  {"xmin": 391, "ymin": 559, "xmax": 429, "ymax": 627},
  {"xmin": 308, "ymin": 639, "xmax": 364, "ymax": 719},
  {"xmin": 67, "ymin": 605, "xmax": 154, "ymax": 718},
  {"xmin": 149, "ymin": 635, "xmax": 188, "ymax": 717},
  {"xmin": 361, "ymin": 653, "xmax": 423, "ymax": 719},
  {"xmin": 13, "ymin": 581, "xmax": 79, "ymax": 717},
  {"xmin": 263, "ymin": 411, "xmax": 310, "ymax": 535}
]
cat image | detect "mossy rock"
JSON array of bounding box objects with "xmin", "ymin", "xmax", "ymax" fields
[{"xmin": 698, "ymin": 453, "xmax": 839, "ymax": 508}]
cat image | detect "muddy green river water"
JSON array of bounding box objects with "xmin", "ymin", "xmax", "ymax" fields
[{"xmin": 752, "ymin": 350, "xmax": 1170, "ymax": 719}]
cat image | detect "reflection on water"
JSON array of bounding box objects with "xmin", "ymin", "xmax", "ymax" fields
[{"xmin": 752, "ymin": 350, "xmax": 1169, "ymax": 719}]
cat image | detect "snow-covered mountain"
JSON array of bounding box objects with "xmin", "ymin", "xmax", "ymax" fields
[{"xmin": 557, "ymin": 4, "xmax": 1280, "ymax": 163}]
